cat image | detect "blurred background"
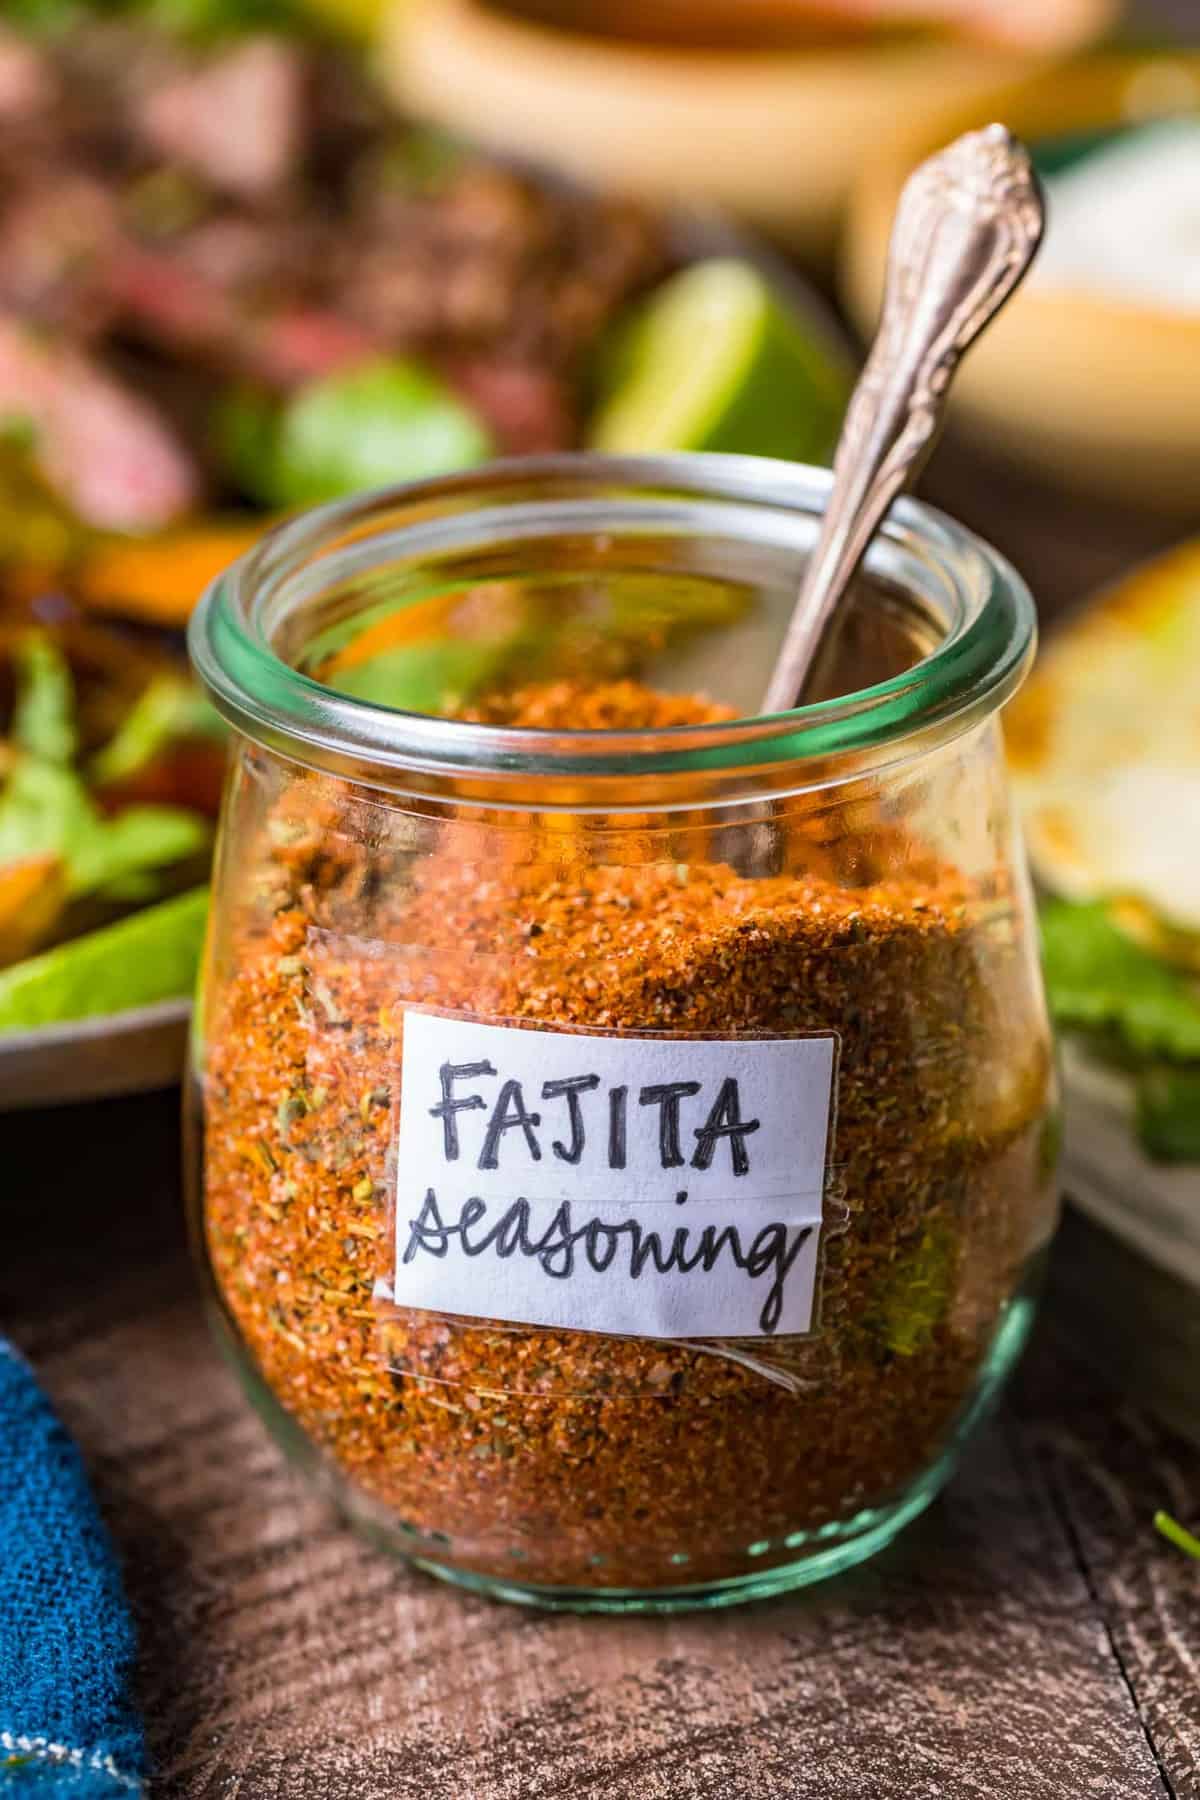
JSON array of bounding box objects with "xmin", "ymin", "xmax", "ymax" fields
[{"xmin": 0, "ymin": 0, "xmax": 1198, "ymax": 1375}]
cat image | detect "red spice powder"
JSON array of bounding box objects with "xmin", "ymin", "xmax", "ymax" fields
[{"xmin": 199, "ymin": 680, "xmax": 1056, "ymax": 1592}]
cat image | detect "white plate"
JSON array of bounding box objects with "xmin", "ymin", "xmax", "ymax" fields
[
  {"xmin": 1060, "ymin": 1042, "xmax": 1200, "ymax": 1293},
  {"xmin": 0, "ymin": 998, "xmax": 190, "ymax": 1112}
]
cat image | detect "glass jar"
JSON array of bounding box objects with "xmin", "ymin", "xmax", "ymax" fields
[{"xmin": 187, "ymin": 453, "xmax": 1058, "ymax": 1612}]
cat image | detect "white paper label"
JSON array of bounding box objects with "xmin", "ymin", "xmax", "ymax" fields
[{"xmin": 388, "ymin": 1011, "xmax": 836, "ymax": 1340}]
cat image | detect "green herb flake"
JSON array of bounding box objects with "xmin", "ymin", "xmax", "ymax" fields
[
  {"xmin": 1154, "ymin": 1510, "xmax": 1200, "ymax": 1560},
  {"xmin": 870, "ymin": 1224, "xmax": 955, "ymax": 1358},
  {"xmin": 276, "ymin": 1090, "xmax": 309, "ymax": 1133}
]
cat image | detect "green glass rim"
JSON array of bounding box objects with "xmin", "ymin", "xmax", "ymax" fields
[{"xmin": 189, "ymin": 451, "xmax": 1036, "ymax": 787}]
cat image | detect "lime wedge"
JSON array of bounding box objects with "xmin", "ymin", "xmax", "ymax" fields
[
  {"xmin": 588, "ymin": 259, "xmax": 851, "ymax": 463},
  {"xmin": 0, "ymin": 886, "xmax": 209, "ymax": 1033}
]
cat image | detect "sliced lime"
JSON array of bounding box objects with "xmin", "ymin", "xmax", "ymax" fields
[
  {"xmin": 588, "ymin": 259, "xmax": 851, "ymax": 463},
  {"xmin": 0, "ymin": 885, "xmax": 209, "ymax": 1033}
]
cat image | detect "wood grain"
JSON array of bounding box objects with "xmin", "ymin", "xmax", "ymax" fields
[
  {"xmin": 3, "ymin": 1090, "xmax": 1198, "ymax": 1800},
  {"xmin": 1018, "ymin": 1335, "xmax": 1200, "ymax": 1799}
]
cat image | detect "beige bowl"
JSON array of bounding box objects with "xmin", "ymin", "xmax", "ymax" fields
[
  {"xmin": 380, "ymin": 0, "xmax": 1109, "ymax": 259},
  {"xmin": 842, "ymin": 54, "xmax": 1200, "ymax": 511}
]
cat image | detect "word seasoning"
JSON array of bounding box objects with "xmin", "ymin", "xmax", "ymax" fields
[{"xmin": 391, "ymin": 1011, "xmax": 837, "ymax": 1337}]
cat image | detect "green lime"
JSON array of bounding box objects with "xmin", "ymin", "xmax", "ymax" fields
[
  {"xmin": 0, "ymin": 885, "xmax": 209, "ymax": 1033},
  {"xmin": 588, "ymin": 259, "xmax": 852, "ymax": 463},
  {"xmin": 270, "ymin": 357, "xmax": 493, "ymax": 508}
]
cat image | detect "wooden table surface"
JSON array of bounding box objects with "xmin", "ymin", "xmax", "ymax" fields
[{"xmin": 4, "ymin": 443, "xmax": 1200, "ymax": 1799}]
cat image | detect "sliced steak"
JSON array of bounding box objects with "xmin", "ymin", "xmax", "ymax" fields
[
  {"xmin": 0, "ymin": 315, "xmax": 202, "ymax": 531},
  {"xmin": 137, "ymin": 36, "xmax": 308, "ymax": 202}
]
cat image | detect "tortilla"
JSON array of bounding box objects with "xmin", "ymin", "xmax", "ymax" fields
[{"xmin": 1007, "ymin": 537, "xmax": 1200, "ymax": 960}]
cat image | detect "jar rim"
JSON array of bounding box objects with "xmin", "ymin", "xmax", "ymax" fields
[{"xmin": 189, "ymin": 452, "xmax": 1036, "ymax": 788}]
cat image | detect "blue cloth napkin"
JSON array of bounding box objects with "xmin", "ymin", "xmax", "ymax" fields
[{"xmin": 0, "ymin": 1342, "xmax": 144, "ymax": 1798}]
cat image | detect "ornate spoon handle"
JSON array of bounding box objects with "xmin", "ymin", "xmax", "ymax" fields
[{"xmin": 761, "ymin": 123, "xmax": 1044, "ymax": 716}]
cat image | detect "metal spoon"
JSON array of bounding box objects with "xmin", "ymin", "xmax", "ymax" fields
[{"xmin": 760, "ymin": 123, "xmax": 1044, "ymax": 717}]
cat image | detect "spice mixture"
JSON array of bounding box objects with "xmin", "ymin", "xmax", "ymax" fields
[{"xmin": 199, "ymin": 680, "xmax": 1056, "ymax": 1592}]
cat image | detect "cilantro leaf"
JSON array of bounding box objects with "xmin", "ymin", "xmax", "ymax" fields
[
  {"xmin": 68, "ymin": 803, "xmax": 210, "ymax": 896},
  {"xmin": 11, "ymin": 633, "xmax": 76, "ymax": 765},
  {"xmin": 89, "ymin": 673, "xmax": 224, "ymax": 787},
  {"xmin": 1040, "ymin": 899, "xmax": 1200, "ymax": 1062},
  {"xmin": 0, "ymin": 759, "xmax": 95, "ymax": 874},
  {"xmin": 0, "ymin": 754, "xmax": 208, "ymax": 899},
  {"xmin": 1135, "ymin": 1066, "xmax": 1200, "ymax": 1162},
  {"xmin": 1154, "ymin": 1510, "xmax": 1200, "ymax": 1560}
]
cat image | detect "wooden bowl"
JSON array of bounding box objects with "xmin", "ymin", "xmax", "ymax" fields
[
  {"xmin": 381, "ymin": 0, "xmax": 1113, "ymax": 258},
  {"xmin": 842, "ymin": 54, "xmax": 1200, "ymax": 510},
  {"xmin": 486, "ymin": 0, "xmax": 1114, "ymax": 51}
]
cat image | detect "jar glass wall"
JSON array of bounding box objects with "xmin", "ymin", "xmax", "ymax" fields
[{"xmin": 187, "ymin": 454, "xmax": 1059, "ymax": 1611}]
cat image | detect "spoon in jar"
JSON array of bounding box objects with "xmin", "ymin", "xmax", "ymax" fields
[{"xmin": 760, "ymin": 123, "xmax": 1045, "ymax": 716}]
